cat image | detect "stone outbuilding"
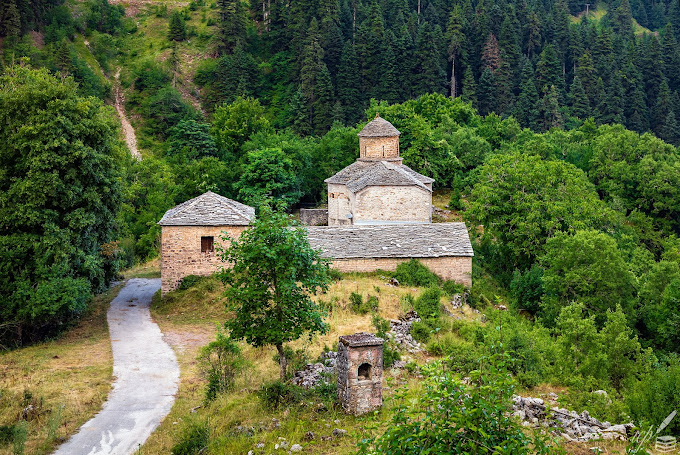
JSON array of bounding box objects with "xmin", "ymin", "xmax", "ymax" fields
[
  {"xmin": 158, "ymin": 191, "xmax": 255, "ymax": 295},
  {"xmin": 337, "ymin": 333, "xmax": 384, "ymax": 415},
  {"xmin": 306, "ymin": 223, "xmax": 473, "ymax": 287},
  {"xmin": 325, "ymin": 114, "xmax": 434, "ymax": 225}
]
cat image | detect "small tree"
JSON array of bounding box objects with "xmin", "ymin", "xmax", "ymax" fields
[
  {"xmin": 218, "ymin": 204, "xmax": 332, "ymax": 380},
  {"xmin": 167, "ymin": 10, "xmax": 187, "ymax": 41}
]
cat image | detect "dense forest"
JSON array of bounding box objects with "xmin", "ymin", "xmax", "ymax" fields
[{"xmin": 1, "ymin": 0, "xmax": 680, "ymax": 448}]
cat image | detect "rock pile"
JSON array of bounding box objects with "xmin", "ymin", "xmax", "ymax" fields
[
  {"xmin": 512, "ymin": 395, "xmax": 634, "ymax": 442},
  {"xmin": 387, "ymin": 310, "xmax": 423, "ymax": 353},
  {"xmin": 291, "ymin": 351, "xmax": 338, "ymax": 389}
]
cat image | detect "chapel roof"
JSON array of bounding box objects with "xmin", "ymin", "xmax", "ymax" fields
[
  {"xmin": 158, "ymin": 191, "xmax": 255, "ymax": 226},
  {"xmin": 324, "ymin": 160, "xmax": 434, "ymax": 193},
  {"xmin": 306, "ymin": 223, "xmax": 474, "ymax": 259},
  {"xmin": 357, "ymin": 114, "xmax": 401, "ymax": 138}
]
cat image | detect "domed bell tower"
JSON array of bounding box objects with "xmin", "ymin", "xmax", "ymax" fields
[{"xmin": 358, "ymin": 113, "xmax": 402, "ymax": 163}]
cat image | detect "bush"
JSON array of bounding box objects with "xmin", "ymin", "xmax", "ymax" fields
[
  {"xmin": 510, "ymin": 266, "xmax": 544, "ymax": 314},
  {"xmin": 372, "ymin": 314, "xmax": 401, "ymax": 368},
  {"xmin": 442, "ymin": 280, "xmax": 465, "ymax": 296},
  {"xmin": 394, "ymin": 259, "xmax": 440, "ymax": 287},
  {"xmin": 426, "ymin": 334, "xmax": 480, "ymax": 375},
  {"xmin": 171, "ymin": 420, "xmax": 209, "ymax": 455},
  {"xmin": 197, "ymin": 326, "xmax": 245, "ymax": 402},
  {"xmin": 329, "ymin": 268, "xmax": 343, "ymax": 281},
  {"xmin": 414, "ymin": 287, "xmax": 442, "ymax": 319},
  {"xmin": 272, "ymin": 346, "xmax": 309, "ymax": 379},
  {"xmin": 400, "ymin": 294, "xmax": 415, "ymax": 312},
  {"xmin": 627, "ymin": 360, "xmax": 680, "ymax": 435},
  {"xmin": 178, "ymin": 274, "xmax": 204, "ymax": 290},
  {"xmin": 349, "ymin": 292, "xmax": 379, "ymax": 315},
  {"xmin": 257, "ymin": 380, "xmax": 305, "ymax": 409},
  {"xmin": 411, "ymin": 320, "xmax": 433, "ymax": 344},
  {"xmin": 358, "ymin": 353, "xmax": 560, "ymax": 454}
]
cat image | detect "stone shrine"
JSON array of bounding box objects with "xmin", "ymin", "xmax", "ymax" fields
[{"xmin": 337, "ymin": 333, "xmax": 384, "ymax": 415}]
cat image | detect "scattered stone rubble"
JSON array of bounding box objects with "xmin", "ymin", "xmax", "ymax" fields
[
  {"xmin": 291, "ymin": 351, "xmax": 337, "ymax": 389},
  {"xmin": 387, "ymin": 310, "xmax": 424, "ymax": 353},
  {"xmin": 512, "ymin": 395, "xmax": 634, "ymax": 442}
]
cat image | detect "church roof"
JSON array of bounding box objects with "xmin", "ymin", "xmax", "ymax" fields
[
  {"xmin": 357, "ymin": 115, "xmax": 401, "ymax": 137},
  {"xmin": 306, "ymin": 223, "xmax": 474, "ymax": 259},
  {"xmin": 324, "ymin": 160, "xmax": 434, "ymax": 193},
  {"xmin": 158, "ymin": 191, "xmax": 255, "ymax": 226}
]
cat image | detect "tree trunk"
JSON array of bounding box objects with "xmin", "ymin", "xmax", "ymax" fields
[
  {"xmin": 276, "ymin": 343, "xmax": 287, "ymax": 380},
  {"xmin": 450, "ymin": 58, "xmax": 457, "ymax": 99}
]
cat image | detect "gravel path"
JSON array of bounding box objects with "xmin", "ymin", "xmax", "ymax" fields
[
  {"xmin": 113, "ymin": 69, "xmax": 141, "ymax": 161},
  {"xmin": 53, "ymin": 279, "xmax": 179, "ymax": 455}
]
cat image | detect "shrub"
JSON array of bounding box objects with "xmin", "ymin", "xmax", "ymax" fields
[
  {"xmin": 349, "ymin": 293, "xmax": 379, "ymax": 314},
  {"xmin": 178, "ymin": 274, "xmax": 204, "ymax": 291},
  {"xmin": 171, "ymin": 420, "xmax": 209, "ymax": 455},
  {"xmin": 510, "ymin": 266, "xmax": 544, "ymax": 314},
  {"xmin": 358, "ymin": 353, "xmax": 560, "ymax": 454},
  {"xmin": 414, "ymin": 287, "xmax": 442, "ymax": 319},
  {"xmin": 329, "ymin": 268, "xmax": 343, "ymax": 281},
  {"xmin": 394, "ymin": 259, "xmax": 440, "ymax": 287},
  {"xmin": 426, "ymin": 334, "xmax": 480, "ymax": 375},
  {"xmin": 372, "ymin": 314, "xmax": 401, "ymax": 368},
  {"xmin": 257, "ymin": 380, "xmax": 305, "ymax": 409},
  {"xmin": 442, "ymin": 280, "xmax": 465, "ymax": 296},
  {"xmin": 411, "ymin": 320, "xmax": 432, "ymax": 344},
  {"xmin": 627, "ymin": 360, "xmax": 680, "ymax": 435},
  {"xmin": 272, "ymin": 346, "xmax": 309, "ymax": 379},
  {"xmin": 197, "ymin": 326, "xmax": 245, "ymax": 402},
  {"xmin": 400, "ymin": 294, "xmax": 415, "ymax": 312}
]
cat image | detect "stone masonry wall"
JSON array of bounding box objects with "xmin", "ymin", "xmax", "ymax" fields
[
  {"xmin": 337, "ymin": 342, "xmax": 383, "ymax": 415},
  {"xmin": 328, "ymin": 183, "xmax": 351, "ymax": 226},
  {"xmin": 330, "ymin": 256, "xmax": 472, "ymax": 287},
  {"xmin": 354, "ymin": 185, "xmax": 431, "ymax": 223},
  {"xmin": 300, "ymin": 208, "xmax": 328, "ymax": 226},
  {"xmin": 161, "ymin": 225, "xmax": 246, "ymax": 295},
  {"xmin": 359, "ymin": 137, "xmax": 399, "ymax": 159}
]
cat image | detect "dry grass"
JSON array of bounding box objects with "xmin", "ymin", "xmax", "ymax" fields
[
  {"xmin": 0, "ymin": 284, "xmax": 121, "ymax": 455},
  {"xmin": 122, "ymin": 258, "xmax": 161, "ymax": 279}
]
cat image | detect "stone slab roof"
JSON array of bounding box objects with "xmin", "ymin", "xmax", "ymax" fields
[
  {"xmin": 324, "ymin": 160, "xmax": 434, "ymax": 193},
  {"xmin": 358, "ymin": 115, "xmax": 401, "ymax": 137},
  {"xmin": 340, "ymin": 333, "xmax": 384, "ymax": 347},
  {"xmin": 306, "ymin": 223, "xmax": 474, "ymax": 259},
  {"xmin": 158, "ymin": 191, "xmax": 255, "ymax": 226}
]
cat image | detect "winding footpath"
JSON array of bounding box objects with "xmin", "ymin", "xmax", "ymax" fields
[
  {"xmin": 113, "ymin": 69, "xmax": 141, "ymax": 161},
  {"xmin": 53, "ymin": 279, "xmax": 179, "ymax": 455}
]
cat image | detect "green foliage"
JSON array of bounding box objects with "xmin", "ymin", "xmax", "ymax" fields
[
  {"xmin": 171, "ymin": 419, "xmax": 209, "ymax": 455},
  {"xmin": 272, "ymin": 346, "xmax": 310, "ymax": 380},
  {"xmin": 541, "ymin": 230, "xmax": 636, "ymax": 326},
  {"xmin": 167, "ymin": 10, "xmax": 187, "ymax": 41},
  {"xmin": 414, "ymin": 287, "xmax": 442, "ymax": 319},
  {"xmin": 197, "ymin": 325, "xmax": 245, "ymax": 402},
  {"xmin": 442, "ymin": 280, "xmax": 465, "ymax": 296},
  {"xmin": 235, "ymin": 148, "xmax": 301, "ymax": 208},
  {"xmin": 349, "ymin": 292, "xmax": 378, "ymax": 315},
  {"xmin": 0, "ymin": 66, "xmax": 123, "ymax": 346},
  {"xmin": 372, "ymin": 314, "xmax": 400, "ymax": 368},
  {"xmin": 218, "ymin": 204, "xmax": 332, "ymax": 380},
  {"xmin": 627, "ymin": 359, "xmax": 680, "ymax": 435},
  {"xmin": 257, "ymin": 380, "xmax": 306, "ymax": 410},
  {"xmin": 166, "ymin": 120, "xmax": 218, "ymax": 162},
  {"xmin": 358, "ymin": 353, "xmax": 560, "ymax": 455},
  {"xmin": 177, "ymin": 275, "xmax": 204, "ymax": 291},
  {"xmin": 393, "ymin": 259, "xmax": 440, "ymax": 288},
  {"xmin": 509, "ymin": 266, "xmax": 544, "ymax": 314},
  {"xmin": 210, "ymin": 97, "xmax": 271, "ymax": 158}
]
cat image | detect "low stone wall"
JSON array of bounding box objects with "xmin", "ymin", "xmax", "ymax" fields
[
  {"xmin": 300, "ymin": 208, "xmax": 328, "ymax": 226},
  {"xmin": 160, "ymin": 225, "xmax": 246, "ymax": 295},
  {"xmin": 330, "ymin": 256, "xmax": 472, "ymax": 288}
]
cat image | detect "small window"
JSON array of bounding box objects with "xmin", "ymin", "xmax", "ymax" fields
[
  {"xmin": 201, "ymin": 236, "xmax": 214, "ymax": 253},
  {"xmin": 358, "ymin": 363, "xmax": 371, "ymax": 380}
]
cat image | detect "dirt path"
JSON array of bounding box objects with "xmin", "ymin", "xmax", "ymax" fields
[
  {"xmin": 52, "ymin": 279, "xmax": 179, "ymax": 455},
  {"xmin": 113, "ymin": 69, "xmax": 141, "ymax": 161}
]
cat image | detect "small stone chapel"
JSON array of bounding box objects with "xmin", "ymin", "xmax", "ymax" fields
[{"xmin": 159, "ymin": 115, "xmax": 473, "ymax": 295}]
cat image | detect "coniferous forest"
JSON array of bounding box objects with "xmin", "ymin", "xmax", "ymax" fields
[{"xmin": 2, "ymin": 0, "xmax": 680, "ymax": 453}]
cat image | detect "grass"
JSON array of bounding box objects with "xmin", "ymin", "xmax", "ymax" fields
[
  {"xmin": 122, "ymin": 258, "xmax": 162, "ymax": 279},
  {"xmin": 570, "ymin": 1, "xmax": 655, "ymax": 35},
  {"xmin": 0, "ymin": 284, "xmax": 121, "ymax": 455}
]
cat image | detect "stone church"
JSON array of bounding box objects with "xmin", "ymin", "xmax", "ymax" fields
[
  {"xmin": 325, "ymin": 114, "xmax": 434, "ymax": 225},
  {"xmin": 158, "ymin": 115, "xmax": 473, "ymax": 295}
]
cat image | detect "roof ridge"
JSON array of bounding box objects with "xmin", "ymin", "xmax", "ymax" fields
[{"xmin": 381, "ymin": 161, "xmax": 428, "ymax": 190}]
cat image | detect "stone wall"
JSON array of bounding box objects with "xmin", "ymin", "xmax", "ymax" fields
[
  {"xmin": 328, "ymin": 183, "xmax": 352, "ymax": 226},
  {"xmin": 300, "ymin": 208, "xmax": 329, "ymax": 226},
  {"xmin": 354, "ymin": 185, "xmax": 431, "ymax": 223},
  {"xmin": 160, "ymin": 225, "xmax": 246, "ymax": 295},
  {"xmin": 359, "ymin": 136, "xmax": 399, "ymax": 159},
  {"xmin": 330, "ymin": 256, "xmax": 472, "ymax": 287}
]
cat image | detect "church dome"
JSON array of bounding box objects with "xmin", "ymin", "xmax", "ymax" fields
[{"xmin": 357, "ymin": 114, "xmax": 401, "ymax": 138}]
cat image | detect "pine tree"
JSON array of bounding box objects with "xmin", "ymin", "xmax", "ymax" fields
[
  {"xmin": 535, "ymin": 44, "xmax": 562, "ymax": 97},
  {"xmin": 378, "ymin": 39, "xmax": 400, "ymax": 104},
  {"xmin": 540, "ymin": 85, "xmax": 564, "ymax": 131},
  {"xmin": 55, "ymin": 38, "xmax": 73, "ymax": 74},
  {"xmin": 653, "ymin": 79, "xmax": 673, "ymax": 136},
  {"xmin": 597, "ymin": 72, "xmax": 624, "ymax": 125},
  {"xmin": 525, "ymin": 11, "xmax": 542, "ymax": 59},
  {"xmin": 626, "ymin": 86, "xmax": 650, "ymax": 133},
  {"xmin": 217, "ymin": 0, "xmax": 247, "ymax": 55},
  {"xmin": 495, "ymin": 51, "xmax": 514, "ymax": 113},
  {"xmin": 477, "ymin": 67, "xmax": 497, "ymax": 115},
  {"xmin": 662, "ymin": 24, "xmax": 680, "ymax": 93},
  {"xmin": 168, "ymin": 10, "xmax": 187, "ymax": 41},
  {"xmin": 290, "ymin": 88, "xmax": 312, "ymax": 136},
  {"xmin": 414, "ymin": 21, "xmax": 446, "ymax": 95},
  {"xmin": 660, "ymin": 111, "xmax": 680, "ymax": 145},
  {"xmin": 569, "ymin": 75, "xmax": 590, "ymax": 119},
  {"xmin": 612, "ymin": 0, "xmax": 634, "ymax": 38},
  {"xmin": 337, "ymin": 41, "xmax": 362, "ymax": 125},
  {"xmin": 300, "ymin": 19, "xmax": 325, "ymax": 122},
  {"xmin": 331, "ymin": 100, "xmax": 344, "ymax": 125},
  {"xmin": 481, "ymin": 33, "xmax": 500, "ymax": 73},
  {"xmin": 575, "ymin": 52, "xmax": 597, "ymax": 104},
  {"xmin": 313, "ymin": 64, "xmax": 334, "ymax": 135},
  {"xmin": 514, "ymin": 59, "xmax": 540, "ymax": 129},
  {"xmin": 320, "ymin": 16, "xmax": 344, "ymax": 84},
  {"xmin": 461, "ymin": 65, "xmax": 477, "ymax": 105},
  {"xmin": 0, "ymin": 0, "xmax": 20, "ymax": 37},
  {"xmin": 446, "ymin": 5, "xmax": 465, "ymax": 99}
]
